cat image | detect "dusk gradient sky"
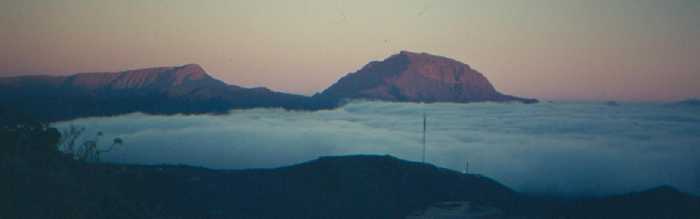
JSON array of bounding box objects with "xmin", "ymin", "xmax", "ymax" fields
[{"xmin": 1, "ymin": 0, "xmax": 699, "ymax": 101}]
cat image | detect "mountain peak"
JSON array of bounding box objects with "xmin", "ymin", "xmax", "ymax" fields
[
  {"xmin": 171, "ymin": 64, "xmax": 210, "ymax": 85},
  {"xmin": 391, "ymin": 50, "xmax": 425, "ymax": 61},
  {"xmin": 176, "ymin": 64, "xmax": 206, "ymax": 76},
  {"xmin": 396, "ymin": 50, "xmax": 434, "ymax": 58},
  {"xmin": 321, "ymin": 51, "xmax": 536, "ymax": 103},
  {"xmin": 396, "ymin": 50, "xmax": 454, "ymax": 60},
  {"xmin": 398, "ymin": 50, "xmax": 419, "ymax": 55}
]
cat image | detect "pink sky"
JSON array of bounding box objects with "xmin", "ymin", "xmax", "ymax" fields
[{"xmin": 1, "ymin": 0, "xmax": 699, "ymax": 101}]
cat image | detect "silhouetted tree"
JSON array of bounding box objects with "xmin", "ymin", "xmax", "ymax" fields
[{"xmin": 59, "ymin": 125, "xmax": 123, "ymax": 162}]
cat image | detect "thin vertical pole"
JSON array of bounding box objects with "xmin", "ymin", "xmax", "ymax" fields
[
  {"xmin": 422, "ymin": 112, "xmax": 426, "ymax": 163},
  {"xmin": 464, "ymin": 160, "xmax": 469, "ymax": 174}
]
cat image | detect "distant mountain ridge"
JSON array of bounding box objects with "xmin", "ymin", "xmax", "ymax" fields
[
  {"xmin": 674, "ymin": 98, "xmax": 700, "ymax": 107},
  {"xmin": 63, "ymin": 64, "xmax": 225, "ymax": 91},
  {"xmin": 319, "ymin": 51, "xmax": 537, "ymax": 104},
  {"xmin": 0, "ymin": 64, "xmax": 232, "ymax": 97},
  {"xmin": 0, "ymin": 64, "xmax": 325, "ymax": 121},
  {"xmin": 0, "ymin": 51, "xmax": 537, "ymax": 121}
]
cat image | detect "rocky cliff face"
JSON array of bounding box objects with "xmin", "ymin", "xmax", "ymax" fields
[{"xmin": 320, "ymin": 51, "xmax": 536, "ymax": 103}]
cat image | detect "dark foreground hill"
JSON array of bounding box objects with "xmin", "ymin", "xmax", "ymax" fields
[{"xmin": 2, "ymin": 108, "xmax": 699, "ymax": 219}]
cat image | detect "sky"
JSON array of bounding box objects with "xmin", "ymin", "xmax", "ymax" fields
[{"xmin": 1, "ymin": 0, "xmax": 699, "ymax": 101}]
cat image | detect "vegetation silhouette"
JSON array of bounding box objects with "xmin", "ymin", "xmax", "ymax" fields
[{"xmin": 58, "ymin": 126, "xmax": 123, "ymax": 162}]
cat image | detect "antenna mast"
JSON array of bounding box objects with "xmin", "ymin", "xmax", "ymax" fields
[
  {"xmin": 422, "ymin": 112, "xmax": 426, "ymax": 163},
  {"xmin": 464, "ymin": 160, "xmax": 469, "ymax": 174}
]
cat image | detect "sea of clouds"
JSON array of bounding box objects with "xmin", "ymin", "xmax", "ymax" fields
[{"xmin": 53, "ymin": 101, "xmax": 700, "ymax": 196}]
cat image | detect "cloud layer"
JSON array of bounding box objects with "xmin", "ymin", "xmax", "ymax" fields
[{"xmin": 53, "ymin": 101, "xmax": 700, "ymax": 196}]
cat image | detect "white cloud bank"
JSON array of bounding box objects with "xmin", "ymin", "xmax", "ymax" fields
[{"xmin": 53, "ymin": 101, "xmax": 700, "ymax": 196}]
